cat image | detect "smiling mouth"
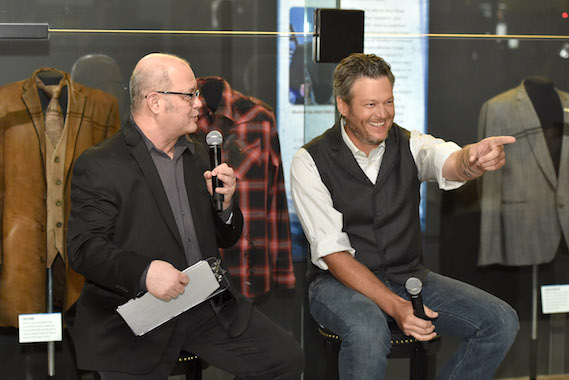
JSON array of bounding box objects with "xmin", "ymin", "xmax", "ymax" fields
[{"xmin": 369, "ymin": 121, "xmax": 385, "ymax": 128}]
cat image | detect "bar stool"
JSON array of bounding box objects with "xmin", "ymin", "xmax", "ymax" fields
[
  {"xmin": 170, "ymin": 351, "xmax": 202, "ymax": 380},
  {"xmin": 317, "ymin": 323, "xmax": 441, "ymax": 380},
  {"xmin": 80, "ymin": 351, "xmax": 202, "ymax": 380}
]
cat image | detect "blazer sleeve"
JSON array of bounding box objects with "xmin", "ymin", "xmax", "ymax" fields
[
  {"xmin": 106, "ymin": 95, "xmax": 121, "ymax": 136},
  {"xmin": 67, "ymin": 152, "xmax": 152, "ymax": 298},
  {"xmin": 0, "ymin": 102, "xmax": 4, "ymax": 268},
  {"xmin": 213, "ymin": 198, "xmax": 244, "ymax": 249}
]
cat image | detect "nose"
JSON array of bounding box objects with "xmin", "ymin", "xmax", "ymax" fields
[
  {"xmin": 375, "ymin": 105, "xmax": 388, "ymax": 119},
  {"xmin": 193, "ymin": 95, "xmax": 203, "ymax": 109}
]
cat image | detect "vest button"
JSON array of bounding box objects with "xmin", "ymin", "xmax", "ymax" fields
[
  {"xmin": 55, "ymin": 179, "xmax": 62, "ymax": 186},
  {"xmin": 56, "ymin": 222, "xmax": 63, "ymax": 228},
  {"xmin": 55, "ymin": 200, "xmax": 62, "ymax": 207},
  {"xmin": 54, "ymin": 156, "xmax": 60, "ymax": 163}
]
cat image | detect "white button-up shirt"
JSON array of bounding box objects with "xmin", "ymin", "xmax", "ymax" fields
[{"xmin": 291, "ymin": 122, "xmax": 464, "ymax": 270}]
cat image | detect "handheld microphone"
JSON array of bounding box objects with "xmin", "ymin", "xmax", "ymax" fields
[
  {"xmin": 405, "ymin": 277, "xmax": 428, "ymax": 320},
  {"xmin": 205, "ymin": 130, "xmax": 224, "ymax": 212}
]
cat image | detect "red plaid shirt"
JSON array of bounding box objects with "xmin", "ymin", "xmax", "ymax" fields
[{"xmin": 195, "ymin": 77, "xmax": 295, "ymax": 297}]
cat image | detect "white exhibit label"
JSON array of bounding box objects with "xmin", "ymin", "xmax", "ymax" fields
[
  {"xmin": 18, "ymin": 313, "xmax": 62, "ymax": 343},
  {"xmin": 541, "ymin": 285, "xmax": 569, "ymax": 314}
]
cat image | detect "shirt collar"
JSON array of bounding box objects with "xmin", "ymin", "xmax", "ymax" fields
[
  {"xmin": 340, "ymin": 117, "xmax": 385, "ymax": 158},
  {"xmin": 131, "ymin": 117, "xmax": 195, "ymax": 155},
  {"xmin": 197, "ymin": 76, "xmax": 234, "ymax": 122}
]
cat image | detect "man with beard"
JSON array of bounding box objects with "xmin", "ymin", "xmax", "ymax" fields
[{"xmin": 291, "ymin": 53, "xmax": 518, "ymax": 379}]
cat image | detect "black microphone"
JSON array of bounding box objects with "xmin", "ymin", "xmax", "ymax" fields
[
  {"xmin": 205, "ymin": 130, "xmax": 224, "ymax": 212},
  {"xmin": 405, "ymin": 277, "xmax": 428, "ymax": 320}
]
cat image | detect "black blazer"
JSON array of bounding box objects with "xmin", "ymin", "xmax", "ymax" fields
[{"xmin": 65, "ymin": 119, "xmax": 251, "ymax": 373}]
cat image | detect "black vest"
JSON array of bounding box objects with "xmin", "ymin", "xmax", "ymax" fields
[{"xmin": 304, "ymin": 121, "xmax": 429, "ymax": 285}]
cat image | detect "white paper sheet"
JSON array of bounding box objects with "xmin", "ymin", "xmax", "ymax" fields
[
  {"xmin": 541, "ymin": 284, "xmax": 569, "ymax": 314},
  {"xmin": 117, "ymin": 260, "xmax": 220, "ymax": 336}
]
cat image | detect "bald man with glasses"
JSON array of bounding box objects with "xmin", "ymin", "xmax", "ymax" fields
[{"xmin": 66, "ymin": 53, "xmax": 304, "ymax": 380}]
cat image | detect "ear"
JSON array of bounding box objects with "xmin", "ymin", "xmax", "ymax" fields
[
  {"xmin": 145, "ymin": 93, "xmax": 161, "ymax": 115},
  {"xmin": 336, "ymin": 96, "xmax": 348, "ymax": 117}
]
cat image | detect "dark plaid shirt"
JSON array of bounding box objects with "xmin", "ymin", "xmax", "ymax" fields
[{"xmin": 195, "ymin": 76, "xmax": 295, "ymax": 297}]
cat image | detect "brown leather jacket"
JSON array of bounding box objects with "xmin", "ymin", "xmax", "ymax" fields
[{"xmin": 0, "ymin": 67, "xmax": 121, "ymax": 327}]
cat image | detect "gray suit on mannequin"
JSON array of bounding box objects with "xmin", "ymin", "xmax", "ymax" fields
[{"xmin": 478, "ymin": 78, "xmax": 569, "ymax": 266}]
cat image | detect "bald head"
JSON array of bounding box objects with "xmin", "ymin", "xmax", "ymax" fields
[{"xmin": 129, "ymin": 53, "xmax": 191, "ymax": 113}]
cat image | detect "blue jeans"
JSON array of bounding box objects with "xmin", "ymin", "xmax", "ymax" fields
[{"xmin": 309, "ymin": 272, "xmax": 519, "ymax": 380}]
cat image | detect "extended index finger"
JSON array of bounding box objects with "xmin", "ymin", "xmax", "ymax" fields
[{"xmin": 490, "ymin": 135, "xmax": 516, "ymax": 146}]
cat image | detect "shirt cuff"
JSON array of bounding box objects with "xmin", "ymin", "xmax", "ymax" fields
[
  {"xmin": 435, "ymin": 146, "xmax": 465, "ymax": 190},
  {"xmin": 138, "ymin": 264, "xmax": 150, "ymax": 296},
  {"xmin": 310, "ymin": 233, "xmax": 356, "ymax": 270},
  {"xmin": 218, "ymin": 200, "xmax": 233, "ymax": 224},
  {"xmin": 411, "ymin": 129, "xmax": 465, "ymax": 190}
]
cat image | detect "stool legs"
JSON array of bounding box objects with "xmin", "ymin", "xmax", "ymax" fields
[
  {"xmin": 323, "ymin": 340, "xmax": 340, "ymax": 380},
  {"xmin": 183, "ymin": 358, "xmax": 202, "ymax": 380},
  {"xmin": 410, "ymin": 344, "xmax": 437, "ymax": 380}
]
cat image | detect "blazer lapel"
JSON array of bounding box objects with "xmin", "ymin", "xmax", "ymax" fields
[
  {"xmin": 557, "ymin": 90, "xmax": 569, "ymax": 190},
  {"xmin": 21, "ymin": 74, "xmax": 47, "ymax": 165},
  {"xmin": 182, "ymin": 144, "xmax": 211, "ymax": 251},
  {"xmin": 64, "ymin": 76, "xmax": 87, "ymax": 184},
  {"xmin": 123, "ymin": 121, "xmax": 184, "ymax": 249},
  {"xmin": 517, "ymin": 83, "xmax": 557, "ymax": 188}
]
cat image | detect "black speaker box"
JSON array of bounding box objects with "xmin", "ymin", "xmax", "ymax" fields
[{"xmin": 313, "ymin": 9, "xmax": 364, "ymax": 63}]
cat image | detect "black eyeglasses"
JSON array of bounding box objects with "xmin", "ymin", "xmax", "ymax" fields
[{"xmin": 145, "ymin": 89, "xmax": 201, "ymax": 102}]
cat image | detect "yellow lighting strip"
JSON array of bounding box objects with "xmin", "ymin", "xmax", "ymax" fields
[
  {"xmin": 48, "ymin": 28, "xmax": 569, "ymax": 40},
  {"xmin": 49, "ymin": 29, "xmax": 297, "ymax": 36}
]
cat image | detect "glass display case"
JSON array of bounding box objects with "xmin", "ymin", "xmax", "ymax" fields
[{"xmin": 1, "ymin": 1, "xmax": 569, "ymax": 379}]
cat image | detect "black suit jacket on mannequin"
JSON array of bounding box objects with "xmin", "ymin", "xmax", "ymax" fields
[{"xmin": 65, "ymin": 118, "xmax": 251, "ymax": 373}]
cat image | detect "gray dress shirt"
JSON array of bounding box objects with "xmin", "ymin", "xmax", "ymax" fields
[{"xmin": 133, "ymin": 121, "xmax": 232, "ymax": 291}]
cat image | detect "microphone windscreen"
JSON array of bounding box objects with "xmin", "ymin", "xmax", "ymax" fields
[
  {"xmin": 405, "ymin": 277, "xmax": 422, "ymax": 296},
  {"xmin": 206, "ymin": 130, "xmax": 223, "ymax": 146}
]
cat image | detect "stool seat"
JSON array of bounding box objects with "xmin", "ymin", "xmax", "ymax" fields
[{"xmin": 317, "ymin": 323, "xmax": 441, "ymax": 380}]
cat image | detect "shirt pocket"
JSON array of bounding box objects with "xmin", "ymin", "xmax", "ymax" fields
[{"xmin": 223, "ymin": 134, "xmax": 262, "ymax": 180}]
